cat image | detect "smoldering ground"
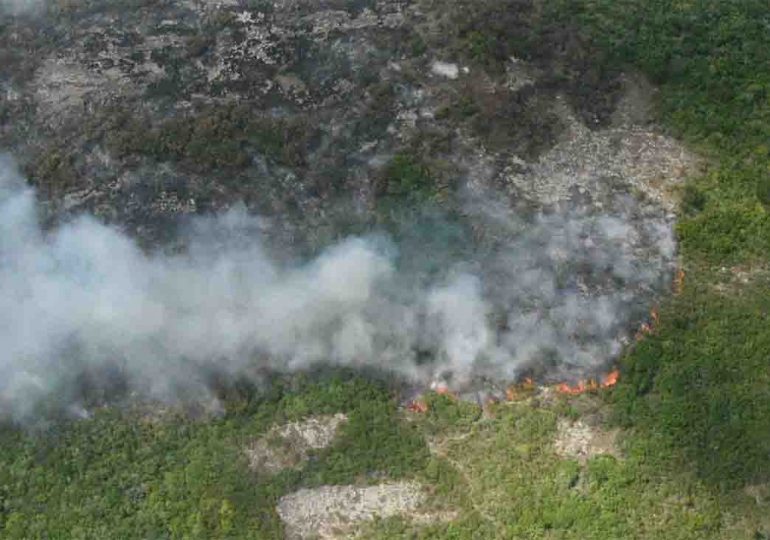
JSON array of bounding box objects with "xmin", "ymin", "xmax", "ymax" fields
[{"xmin": 0, "ymin": 154, "xmax": 675, "ymax": 422}]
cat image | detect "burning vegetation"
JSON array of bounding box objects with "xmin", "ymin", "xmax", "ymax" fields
[
  {"xmin": 2, "ymin": 0, "xmax": 770, "ymax": 536},
  {"xmin": 406, "ymin": 368, "xmax": 622, "ymax": 415},
  {"xmin": 554, "ymin": 369, "xmax": 620, "ymax": 396}
]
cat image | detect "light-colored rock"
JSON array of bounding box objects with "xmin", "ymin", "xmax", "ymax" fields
[
  {"xmin": 554, "ymin": 418, "xmax": 620, "ymax": 463},
  {"xmin": 431, "ymin": 61, "xmax": 459, "ymax": 79},
  {"xmin": 34, "ymin": 59, "xmax": 104, "ymax": 118},
  {"xmin": 245, "ymin": 413, "xmax": 348, "ymax": 474},
  {"xmin": 276, "ymin": 482, "xmax": 426, "ymax": 539},
  {"xmin": 504, "ymin": 84, "xmax": 700, "ymax": 211}
]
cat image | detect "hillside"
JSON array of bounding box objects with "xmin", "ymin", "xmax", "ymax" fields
[{"xmin": 1, "ymin": 0, "xmax": 769, "ymax": 538}]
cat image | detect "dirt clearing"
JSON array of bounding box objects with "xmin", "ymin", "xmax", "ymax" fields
[
  {"xmin": 276, "ymin": 481, "xmax": 430, "ymax": 539},
  {"xmin": 554, "ymin": 418, "xmax": 621, "ymax": 463},
  {"xmin": 245, "ymin": 413, "xmax": 348, "ymax": 474}
]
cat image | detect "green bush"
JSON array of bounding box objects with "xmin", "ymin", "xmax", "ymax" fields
[
  {"xmin": 612, "ymin": 284, "xmax": 770, "ymax": 487},
  {"xmin": 107, "ymin": 105, "xmax": 315, "ymax": 173},
  {"xmin": 379, "ymin": 153, "xmax": 436, "ymax": 201},
  {"xmin": 542, "ymin": 0, "xmax": 770, "ymax": 263},
  {"xmin": 0, "ymin": 375, "xmax": 427, "ymax": 538}
]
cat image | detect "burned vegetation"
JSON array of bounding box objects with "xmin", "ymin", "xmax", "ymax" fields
[{"xmin": 2, "ymin": 0, "xmax": 770, "ymax": 538}]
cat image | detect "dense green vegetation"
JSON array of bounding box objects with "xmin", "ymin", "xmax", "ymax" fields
[
  {"xmin": 0, "ymin": 375, "xmax": 428, "ymax": 538},
  {"xmin": 4, "ymin": 377, "xmax": 767, "ymax": 539},
  {"xmin": 367, "ymin": 397, "xmax": 759, "ymax": 539},
  {"xmin": 379, "ymin": 153, "xmax": 437, "ymax": 202},
  {"xmin": 613, "ymin": 281, "xmax": 770, "ymax": 488}
]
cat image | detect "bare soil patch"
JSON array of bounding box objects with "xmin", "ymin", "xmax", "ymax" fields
[
  {"xmin": 276, "ymin": 481, "xmax": 428, "ymax": 539},
  {"xmin": 245, "ymin": 413, "xmax": 347, "ymax": 474},
  {"xmin": 554, "ymin": 418, "xmax": 621, "ymax": 463},
  {"xmin": 505, "ymin": 80, "xmax": 701, "ymax": 211}
]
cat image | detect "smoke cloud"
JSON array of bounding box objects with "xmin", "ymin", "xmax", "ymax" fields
[
  {"xmin": 0, "ymin": 0, "xmax": 45, "ymax": 16},
  {"xmin": 0, "ymin": 155, "xmax": 675, "ymax": 421}
]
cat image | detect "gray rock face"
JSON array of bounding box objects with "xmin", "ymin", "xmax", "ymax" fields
[
  {"xmin": 4, "ymin": 0, "xmax": 432, "ymax": 242},
  {"xmin": 1, "ymin": 0, "xmax": 693, "ymax": 238}
]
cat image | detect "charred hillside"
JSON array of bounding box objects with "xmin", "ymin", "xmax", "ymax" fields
[{"xmin": 0, "ymin": 0, "xmax": 698, "ymax": 419}]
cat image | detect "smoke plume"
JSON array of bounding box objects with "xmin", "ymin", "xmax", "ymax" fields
[
  {"xmin": 0, "ymin": 155, "xmax": 675, "ymax": 421},
  {"xmin": 0, "ymin": 0, "xmax": 45, "ymax": 16}
]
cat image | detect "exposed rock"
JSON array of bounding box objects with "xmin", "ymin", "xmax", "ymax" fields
[
  {"xmin": 431, "ymin": 60, "xmax": 459, "ymax": 79},
  {"xmin": 554, "ymin": 418, "xmax": 621, "ymax": 463},
  {"xmin": 503, "ymin": 93, "xmax": 699, "ymax": 211},
  {"xmin": 246, "ymin": 413, "xmax": 348, "ymax": 474},
  {"xmin": 1, "ymin": 0, "xmax": 698, "ymax": 236},
  {"xmin": 276, "ymin": 481, "xmax": 428, "ymax": 539},
  {"xmin": 0, "ymin": 0, "xmax": 700, "ymax": 385},
  {"xmin": 713, "ymin": 264, "xmax": 770, "ymax": 295}
]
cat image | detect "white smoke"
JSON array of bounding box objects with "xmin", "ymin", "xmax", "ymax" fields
[
  {"xmin": 0, "ymin": 155, "xmax": 675, "ymax": 420},
  {"xmin": 0, "ymin": 0, "xmax": 45, "ymax": 16}
]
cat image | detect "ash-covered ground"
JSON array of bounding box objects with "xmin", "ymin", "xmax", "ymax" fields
[{"xmin": 0, "ymin": 0, "xmax": 698, "ymax": 419}]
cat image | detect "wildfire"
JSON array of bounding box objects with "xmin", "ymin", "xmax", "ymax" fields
[
  {"xmin": 407, "ymin": 381, "xmax": 457, "ymax": 414},
  {"xmin": 505, "ymin": 377, "xmax": 535, "ymax": 401},
  {"xmin": 430, "ymin": 381, "xmax": 457, "ymax": 399},
  {"xmin": 634, "ymin": 306, "xmax": 660, "ymax": 341},
  {"xmin": 408, "ymin": 369, "xmax": 620, "ymax": 412},
  {"xmin": 554, "ymin": 369, "xmax": 620, "ymax": 396},
  {"xmin": 407, "ymin": 399, "xmax": 428, "ymax": 413},
  {"xmin": 602, "ymin": 369, "xmax": 619, "ymax": 386}
]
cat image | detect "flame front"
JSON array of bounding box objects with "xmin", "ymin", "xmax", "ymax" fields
[
  {"xmin": 554, "ymin": 369, "xmax": 620, "ymax": 396},
  {"xmin": 407, "ymin": 399, "xmax": 428, "ymax": 413},
  {"xmin": 602, "ymin": 369, "xmax": 619, "ymax": 387}
]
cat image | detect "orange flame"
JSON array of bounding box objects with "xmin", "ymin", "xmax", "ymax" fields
[
  {"xmin": 555, "ymin": 369, "xmax": 620, "ymax": 396},
  {"xmin": 407, "ymin": 399, "xmax": 428, "ymax": 413},
  {"xmin": 431, "ymin": 382, "xmax": 457, "ymax": 400},
  {"xmin": 635, "ymin": 307, "xmax": 660, "ymax": 341},
  {"xmin": 556, "ymin": 380, "xmax": 594, "ymax": 395},
  {"xmin": 602, "ymin": 369, "xmax": 620, "ymax": 387},
  {"xmin": 505, "ymin": 377, "xmax": 536, "ymax": 401}
]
